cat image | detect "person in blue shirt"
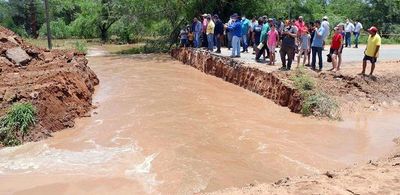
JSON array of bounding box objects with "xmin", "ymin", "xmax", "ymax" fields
[
  {"xmin": 311, "ymin": 20, "xmax": 325, "ymax": 71},
  {"xmin": 193, "ymin": 17, "xmax": 202, "ymax": 48},
  {"xmin": 241, "ymin": 15, "xmax": 250, "ymax": 53},
  {"xmin": 227, "ymin": 13, "xmax": 242, "ymax": 58}
]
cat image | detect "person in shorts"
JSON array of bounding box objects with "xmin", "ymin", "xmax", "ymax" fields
[
  {"xmin": 329, "ymin": 27, "xmax": 342, "ymax": 72},
  {"xmin": 267, "ymin": 24, "xmax": 279, "ymax": 65},
  {"xmin": 297, "ymin": 28, "xmax": 311, "ymax": 67},
  {"xmin": 361, "ymin": 26, "xmax": 381, "ymax": 76}
]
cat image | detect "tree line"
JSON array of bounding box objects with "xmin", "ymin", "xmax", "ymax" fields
[{"xmin": 0, "ymin": 0, "xmax": 399, "ymax": 44}]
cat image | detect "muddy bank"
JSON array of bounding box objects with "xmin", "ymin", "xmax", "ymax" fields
[
  {"xmin": 171, "ymin": 47, "xmax": 302, "ymax": 112},
  {"xmin": 0, "ymin": 26, "xmax": 99, "ymax": 144},
  {"xmin": 206, "ymin": 140, "xmax": 400, "ymax": 195},
  {"xmin": 314, "ymin": 63, "xmax": 400, "ymax": 113}
]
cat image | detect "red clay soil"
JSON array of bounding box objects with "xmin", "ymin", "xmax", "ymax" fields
[
  {"xmin": 171, "ymin": 48, "xmax": 302, "ymax": 113},
  {"xmin": 0, "ymin": 26, "xmax": 99, "ymax": 145}
]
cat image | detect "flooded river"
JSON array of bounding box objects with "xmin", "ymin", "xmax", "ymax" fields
[{"xmin": 0, "ymin": 52, "xmax": 400, "ymax": 194}]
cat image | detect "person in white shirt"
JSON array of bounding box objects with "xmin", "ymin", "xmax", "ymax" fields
[
  {"xmin": 321, "ymin": 16, "xmax": 330, "ymax": 49},
  {"xmin": 344, "ymin": 19, "xmax": 355, "ymax": 47},
  {"xmin": 353, "ymin": 20, "xmax": 363, "ymax": 48}
]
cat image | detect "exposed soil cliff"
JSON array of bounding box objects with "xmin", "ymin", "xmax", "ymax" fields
[
  {"xmin": 171, "ymin": 48, "xmax": 302, "ymax": 113},
  {"xmin": 0, "ymin": 26, "xmax": 99, "ymax": 144}
]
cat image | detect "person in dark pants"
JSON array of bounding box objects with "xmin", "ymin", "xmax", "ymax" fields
[
  {"xmin": 213, "ymin": 14, "xmax": 224, "ymax": 53},
  {"xmin": 279, "ymin": 20, "xmax": 297, "ymax": 70},
  {"xmin": 201, "ymin": 14, "xmax": 209, "ymax": 48},
  {"xmin": 311, "ymin": 20, "xmax": 325, "ymax": 71},
  {"xmin": 255, "ymin": 18, "xmax": 272, "ymax": 62}
]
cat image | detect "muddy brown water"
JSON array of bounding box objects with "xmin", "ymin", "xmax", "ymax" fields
[{"xmin": 0, "ymin": 51, "xmax": 400, "ymax": 194}]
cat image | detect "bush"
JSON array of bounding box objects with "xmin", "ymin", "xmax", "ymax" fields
[
  {"xmin": 118, "ymin": 39, "xmax": 170, "ymax": 54},
  {"xmin": 74, "ymin": 40, "xmax": 88, "ymax": 53},
  {"xmin": 0, "ymin": 102, "xmax": 37, "ymax": 146},
  {"xmin": 290, "ymin": 67, "xmax": 341, "ymax": 120},
  {"xmin": 301, "ymin": 92, "xmax": 341, "ymax": 119},
  {"xmin": 291, "ymin": 67, "xmax": 315, "ymax": 91},
  {"xmin": 39, "ymin": 19, "xmax": 72, "ymax": 39}
]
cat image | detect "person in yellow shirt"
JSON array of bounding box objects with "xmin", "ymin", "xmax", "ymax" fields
[
  {"xmin": 206, "ymin": 15, "xmax": 215, "ymax": 52},
  {"xmin": 361, "ymin": 26, "xmax": 381, "ymax": 76}
]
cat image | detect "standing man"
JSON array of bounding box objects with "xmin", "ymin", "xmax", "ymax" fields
[
  {"xmin": 279, "ymin": 19, "xmax": 298, "ymax": 71},
  {"xmin": 295, "ymin": 16, "xmax": 306, "ymax": 36},
  {"xmin": 353, "ymin": 19, "xmax": 363, "ymax": 48},
  {"xmin": 213, "ymin": 14, "xmax": 224, "ymax": 53},
  {"xmin": 201, "ymin": 14, "xmax": 209, "ymax": 48},
  {"xmin": 321, "ymin": 16, "xmax": 330, "ymax": 49},
  {"xmin": 226, "ymin": 16, "xmax": 234, "ymax": 50},
  {"xmin": 255, "ymin": 18, "xmax": 271, "ymax": 62},
  {"xmin": 206, "ymin": 15, "xmax": 215, "ymax": 52},
  {"xmin": 241, "ymin": 15, "xmax": 250, "ymax": 53},
  {"xmin": 250, "ymin": 17, "xmax": 258, "ymax": 54},
  {"xmin": 311, "ymin": 20, "xmax": 325, "ymax": 71},
  {"xmin": 361, "ymin": 26, "xmax": 381, "ymax": 76},
  {"xmin": 193, "ymin": 17, "xmax": 202, "ymax": 48},
  {"xmin": 344, "ymin": 19, "xmax": 355, "ymax": 47},
  {"xmin": 227, "ymin": 13, "xmax": 242, "ymax": 58}
]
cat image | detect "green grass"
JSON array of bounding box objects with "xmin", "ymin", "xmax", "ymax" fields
[
  {"xmin": 0, "ymin": 102, "xmax": 37, "ymax": 146},
  {"xmin": 290, "ymin": 67, "xmax": 341, "ymax": 120}
]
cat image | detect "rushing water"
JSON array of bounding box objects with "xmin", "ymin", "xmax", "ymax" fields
[{"xmin": 0, "ymin": 51, "xmax": 399, "ymax": 194}]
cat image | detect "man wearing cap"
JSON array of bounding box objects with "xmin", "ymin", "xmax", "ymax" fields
[
  {"xmin": 227, "ymin": 13, "xmax": 242, "ymax": 58},
  {"xmin": 321, "ymin": 16, "xmax": 330, "ymax": 49},
  {"xmin": 213, "ymin": 14, "xmax": 224, "ymax": 53},
  {"xmin": 361, "ymin": 26, "xmax": 381, "ymax": 76},
  {"xmin": 295, "ymin": 16, "xmax": 306, "ymax": 35}
]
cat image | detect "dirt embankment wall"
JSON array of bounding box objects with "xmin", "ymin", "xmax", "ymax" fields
[
  {"xmin": 0, "ymin": 26, "xmax": 99, "ymax": 143},
  {"xmin": 171, "ymin": 48, "xmax": 302, "ymax": 112}
]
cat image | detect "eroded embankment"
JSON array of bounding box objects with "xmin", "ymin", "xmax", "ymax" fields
[
  {"xmin": 171, "ymin": 48, "xmax": 302, "ymax": 112},
  {"xmin": 0, "ymin": 26, "xmax": 99, "ymax": 144}
]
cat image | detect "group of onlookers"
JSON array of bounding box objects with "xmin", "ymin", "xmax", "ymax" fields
[{"xmin": 179, "ymin": 13, "xmax": 381, "ymax": 76}]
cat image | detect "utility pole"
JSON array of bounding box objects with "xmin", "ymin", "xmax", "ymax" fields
[{"xmin": 44, "ymin": 0, "xmax": 52, "ymax": 49}]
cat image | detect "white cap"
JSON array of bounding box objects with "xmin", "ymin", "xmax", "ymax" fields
[{"xmin": 323, "ymin": 16, "xmax": 328, "ymax": 20}]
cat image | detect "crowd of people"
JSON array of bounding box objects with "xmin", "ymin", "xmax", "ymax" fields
[{"xmin": 179, "ymin": 13, "xmax": 381, "ymax": 76}]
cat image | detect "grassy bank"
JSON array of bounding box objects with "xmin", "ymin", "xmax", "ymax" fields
[{"xmin": 290, "ymin": 67, "xmax": 341, "ymax": 120}]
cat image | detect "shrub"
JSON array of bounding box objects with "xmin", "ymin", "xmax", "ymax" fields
[
  {"xmin": 74, "ymin": 41, "xmax": 88, "ymax": 53},
  {"xmin": 290, "ymin": 67, "xmax": 341, "ymax": 120},
  {"xmin": 0, "ymin": 102, "xmax": 37, "ymax": 146},
  {"xmin": 118, "ymin": 39, "xmax": 170, "ymax": 54},
  {"xmin": 39, "ymin": 19, "xmax": 72, "ymax": 39},
  {"xmin": 301, "ymin": 92, "xmax": 341, "ymax": 120},
  {"xmin": 291, "ymin": 67, "xmax": 315, "ymax": 91}
]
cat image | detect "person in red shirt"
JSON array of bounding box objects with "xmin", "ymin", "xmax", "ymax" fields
[
  {"xmin": 329, "ymin": 27, "xmax": 343, "ymax": 72},
  {"xmin": 295, "ymin": 16, "xmax": 306, "ymax": 36}
]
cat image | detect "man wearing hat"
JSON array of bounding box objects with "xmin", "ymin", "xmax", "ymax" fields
[
  {"xmin": 361, "ymin": 26, "xmax": 381, "ymax": 76},
  {"xmin": 226, "ymin": 13, "xmax": 242, "ymax": 57},
  {"xmin": 321, "ymin": 16, "xmax": 330, "ymax": 49}
]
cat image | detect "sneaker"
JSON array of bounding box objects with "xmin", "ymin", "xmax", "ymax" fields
[
  {"xmin": 279, "ymin": 67, "xmax": 286, "ymax": 71},
  {"xmin": 216, "ymin": 50, "xmax": 221, "ymax": 54},
  {"xmin": 235, "ymin": 55, "xmax": 241, "ymax": 58}
]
